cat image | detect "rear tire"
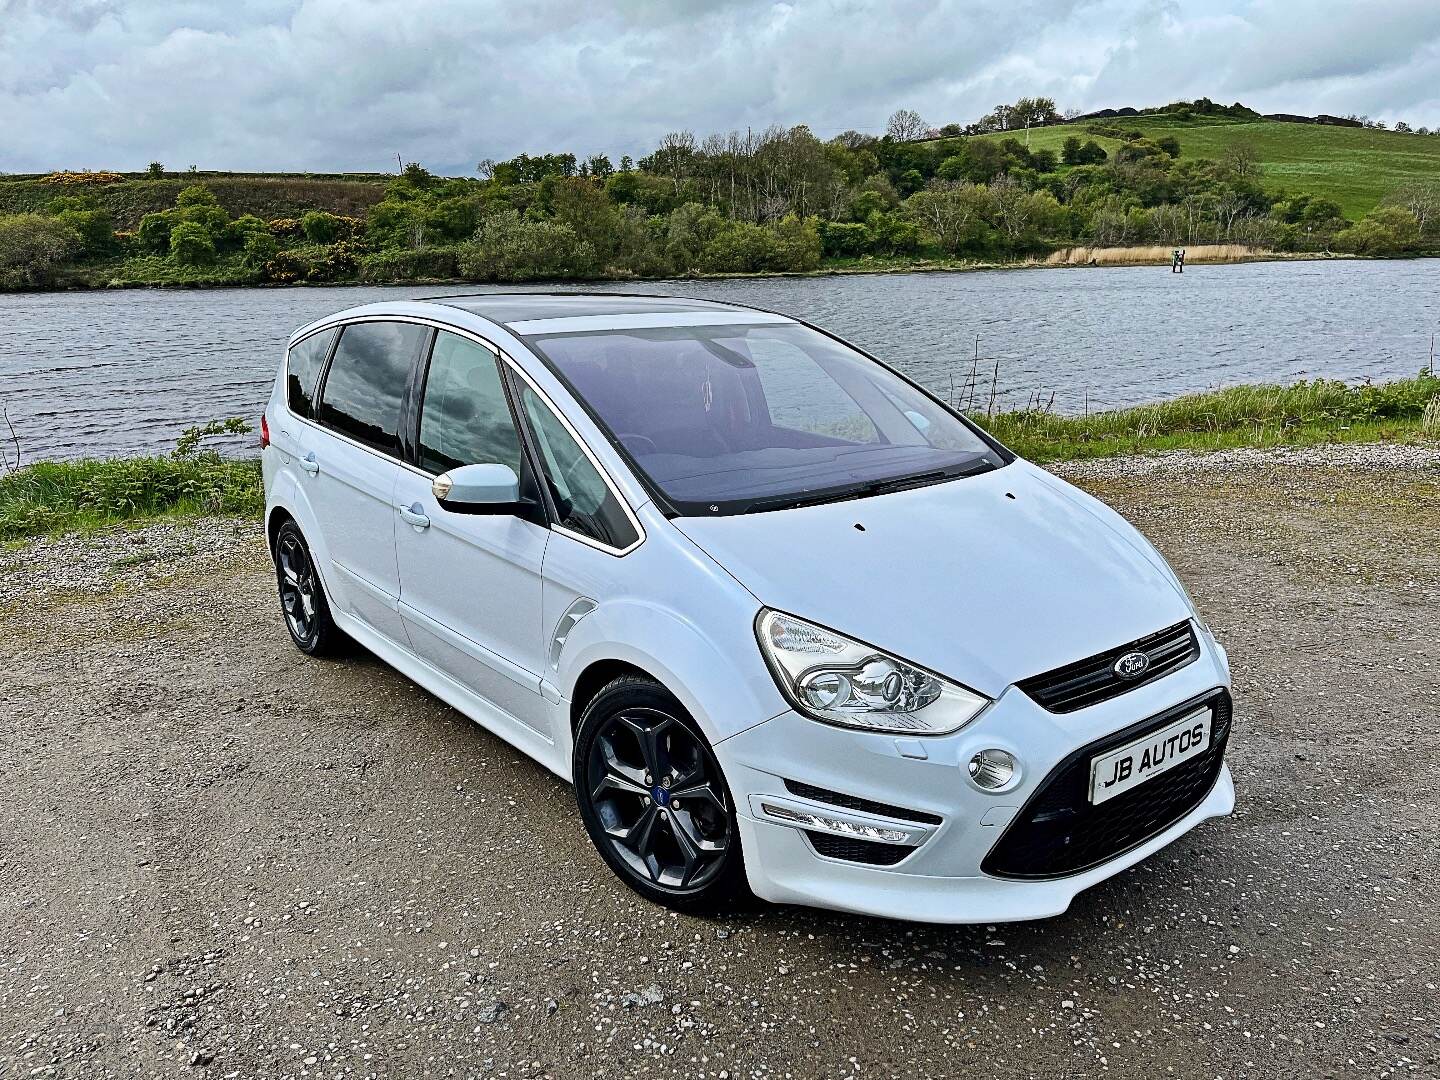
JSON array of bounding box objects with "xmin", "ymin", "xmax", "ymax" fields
[
  {"xmin": 573, "ymin": 675, "xmax": 750, "ymax": 913},
  {"xmin": 273, "ymin": 520, "xmax": 346, "ymax": 657}
]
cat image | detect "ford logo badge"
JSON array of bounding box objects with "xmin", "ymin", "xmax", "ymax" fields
[{"xmin": 1113, "ymin": 651, "xmax": 1151, "ymax": 679}]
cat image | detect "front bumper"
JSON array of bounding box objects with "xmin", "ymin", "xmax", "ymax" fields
[{"xmin": 716, "ymin": 629, "xmax": 1234, "ymax": 924}]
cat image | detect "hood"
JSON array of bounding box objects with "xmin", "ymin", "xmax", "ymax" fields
[{"xmin": 674, "ymin": 461, "xmax": 1192, "ymax": 698}]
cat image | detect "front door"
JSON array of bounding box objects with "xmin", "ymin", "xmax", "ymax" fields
[
  {"xmin": 306, "ymin": 319, "xmax": 428, "ymax": 644},
  {"xmin": 393, "ymin": 330, "xmax": 550, "ymax": 730}
]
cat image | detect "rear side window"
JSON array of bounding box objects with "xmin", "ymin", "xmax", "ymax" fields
[
  {"xmin": 417, "ymin": 331, "xmax": 524, "ymax": 475},
  {"xmin": 317, "ymin": 321, "xmax": 424, "ymax": 455},
  {"xmin": 518, "ymin": 384, "xmax": 639, "ymax": 552},
  {"xmin": 286, "ymin": 328, "xmax": 334, "ymax": 418}
]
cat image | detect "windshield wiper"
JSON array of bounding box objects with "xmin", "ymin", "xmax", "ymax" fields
[{"xmin": 741, "ymin": 458, "xmax": 995, "ymax": 515}]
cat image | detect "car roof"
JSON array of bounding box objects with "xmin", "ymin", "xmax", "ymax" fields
[
  {"xmin": 419, "ymin": 291, "xmax": 791, "ymax": 335},
  {"xmin": 285, "ymin": 292, "xmax": 798, "ymax": 351}
]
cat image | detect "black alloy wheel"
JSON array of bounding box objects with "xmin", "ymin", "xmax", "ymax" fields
[
  {"xmin": 574, "ymin": 676, "xmax": 748, "ymax": 911},
  {"xmin": 273, "ymin": 520, "xmax": 344, "ymax": 656}
]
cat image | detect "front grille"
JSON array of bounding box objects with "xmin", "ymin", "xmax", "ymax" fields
[
  {"xmin": 807, "ymin": 832, "xmax": 913, "ymax": 866},
  {"xmin": 784, "ymin": 780, "xmax": 943, "ymax": 826},
  {"xmin": 982, "ymin": 689, "xmax": 1231, "ymax": 880},
  {"xmin": 1017, "ymin": 620, "xmax": 1199, "ymax": 713}
]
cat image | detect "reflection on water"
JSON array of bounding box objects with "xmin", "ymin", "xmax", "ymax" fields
[{"xmin": 1, "ymin": 259, "xmax": 1437, "ymax": 460}]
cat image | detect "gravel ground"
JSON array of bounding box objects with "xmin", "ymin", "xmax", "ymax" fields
[{"xmin": 1, "ymin": 444, "xmax": 1437, "ymax": 1080}]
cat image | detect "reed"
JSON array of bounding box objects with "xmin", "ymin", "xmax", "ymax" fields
[{"xmin": 1038, "ymin": 244, "xmax": 1263, "ymax": 267}]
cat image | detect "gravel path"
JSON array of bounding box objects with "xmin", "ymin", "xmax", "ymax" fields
[{"xmin": 1, "ymin": 445, "xmax": 1437, "ymax": 1079}]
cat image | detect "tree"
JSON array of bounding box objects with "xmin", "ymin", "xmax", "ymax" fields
[
  {"xmin": 885, "ymin": 109, "xmax": 929, "ymax": 142},
  {"xmin": 1383, "ymin": 182, "xmax": 1440, "ymax": 236},
  {"xmin": 1061, "ymin": 135, "xmax": 1083, "ymax": 165},
  {"xmin": 147, "ymin": 162, "xmax": 165, "ymax": 177},
  {"xmin": 903, "ymin": 181, "xmax": 990, "ymax": 254},
  {"xmin": 1220, "ymin": 140, "xmax": 1261, "ymax": 181}
]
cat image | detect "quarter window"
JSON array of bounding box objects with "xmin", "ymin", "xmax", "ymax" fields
[
  {"xmin": 519, "ymin": 385, "xmax": 638, "ymax": 551},
  {"xmin": 317, "ymin": 321, "xmax": 424, "ymax": 455},
  {"xmin": 418, "ymin": 332, "xmax": 524, "ymax": 475},
  {"xmin": 286, "ymin": 328, "xmax": 334, "ymax": 418}
]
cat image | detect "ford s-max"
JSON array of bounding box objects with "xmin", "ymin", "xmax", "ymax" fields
[{"xmin": 260, "ymin": 293, "xmax": 1234, "ymax": 923}]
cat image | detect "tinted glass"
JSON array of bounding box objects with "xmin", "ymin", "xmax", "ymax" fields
[
  {"xmin": 519, "ymin": 385, "xmax": 638, "ymax": 551},
  {"xmin": 317, "ymin": 321, "xmax": 423, "ymax": 455},
  {"xmin": 286, "ymin": 328, "xmax": 334, "ymax": 418},
  {"xmin": 418, "ymin": 332, "xmax": 524, "ymax": 475},
  {"xmin": 528, "ymin": 322, "xmax": 998, "ymax": 514}
]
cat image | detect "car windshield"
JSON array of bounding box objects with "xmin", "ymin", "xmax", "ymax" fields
[{"xmin": 526, "ymin": 321, "xmax": 1003, "ymax": 515}]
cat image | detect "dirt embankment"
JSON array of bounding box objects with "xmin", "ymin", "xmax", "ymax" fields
[{"xmin": 1, "ymin": 444, "xmax": 1437, "ymax": 1079}]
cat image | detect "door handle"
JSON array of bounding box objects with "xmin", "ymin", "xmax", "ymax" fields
[
  {"xmin": 299, "ymin": 452, "xmax": 319, "ymax": 475},
  {"xmin": 399, "ymin": 503, "xmax": 431, "ymax": 529}
]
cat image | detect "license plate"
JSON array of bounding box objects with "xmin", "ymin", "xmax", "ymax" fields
[{"xmin": 1088, "ymin": 709, "xmax": 1212, "ymax": 805}]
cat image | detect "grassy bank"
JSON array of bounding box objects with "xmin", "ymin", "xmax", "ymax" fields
[
  {"xmin": 3, "ymin": 375, "xmax": 1436, "ymax": 542},
  {"xmin": 974, "ymin": 114, "xmax": 1440, "ymax": 219},
  {"xmin": 0, "ymin": 455, "xmax": 262, "ymax": 542}
]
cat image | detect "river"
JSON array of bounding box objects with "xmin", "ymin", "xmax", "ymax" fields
[{"xmin": 1, "ymin": 258, "xmax": 1436, "ymax": 461}]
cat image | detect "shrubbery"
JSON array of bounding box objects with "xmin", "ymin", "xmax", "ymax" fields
[{"xmin": 0, "ymin": 213, "xmax": 81, "ymax": 287}]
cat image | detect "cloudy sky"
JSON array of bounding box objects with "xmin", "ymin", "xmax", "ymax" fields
[{"xmin": 3, "ymin": 0, "xmax": 1439, "ymax": 175}]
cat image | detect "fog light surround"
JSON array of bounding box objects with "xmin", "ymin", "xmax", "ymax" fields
[{"xmin": 968, "ymin": 748, "xmax": 1021, "ymax": 792}]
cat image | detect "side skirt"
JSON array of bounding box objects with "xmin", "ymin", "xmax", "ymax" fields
[{"xmin": 331, "ymin": 607, "xmax": 570, "ymax": 781}]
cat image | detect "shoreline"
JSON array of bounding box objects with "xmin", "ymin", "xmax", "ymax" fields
[{"xmin": 10, "ymin": 247, "xmax": 1419, "ymax": 297}]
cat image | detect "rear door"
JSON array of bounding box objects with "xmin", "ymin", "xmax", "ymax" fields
[
  {"xmin": 305, "ymin": 319, "xmax": 428, "ymax": 644},
  {"xmin": 393, "ymin": 330, "xmax": 551, "ymax": 730}
]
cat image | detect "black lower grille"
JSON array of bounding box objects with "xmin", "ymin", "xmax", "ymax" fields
[
  {"xmin": 982, "ymin": 689, "xmax": 1232, "ymax": 880},
  {"xmin": 784, "ymin": 780, "xmax": 943, "ymax": 826},
  {"xmin": 1017, "ymin": 620, "xmax": 1200, "ymax": 713},
  {"xmin": 807, "ymin": 832, "xmax": 913, "ymax": 866}
]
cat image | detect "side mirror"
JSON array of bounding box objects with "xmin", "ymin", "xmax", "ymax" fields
[{"xmin": 432, "ymin": 463, "xmax": 521, "ymax": 514}]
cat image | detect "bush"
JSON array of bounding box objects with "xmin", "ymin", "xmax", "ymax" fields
[
  {"xmin": 817, "ymin": 220, "xmax": 871, "ymax": 257},
  {"xmin": 457, "ymin": 211, "xmax": 594, "ymax": 281},
  {"xmin": 169, "ymin": 221, "xmax": 216, "ymax": 265},
  {"xmin": 48, "ymin": 198, "xmax": 114, "ymax": 257},
  {"xmin": 0, "ymin": 214, "xmax": 81, "ymax": 287},
  {"xmin": 242, "ymin": 230, "xmax": 279, "ymax": 269},
  {"xmin": 301, "ymin": 210, "xmax": 344, "ymax": 244},
  {"xmin": 137, "ymin": 211, "xmax": 175, "ymax": 253},
  {"xmin": 260, "ymin": 251, "xmax": 308, "ymax": 284},
  {"xmin": 1335, "ymin": 207, "xmax": 1421, "ymax": 255},
  {"xmin": 357, "ymin": 246, "xmax": 460, "ymax": 282},
  {"xmin": 175, "ymin": 184, "xmax": 219, "ymax": 208}
]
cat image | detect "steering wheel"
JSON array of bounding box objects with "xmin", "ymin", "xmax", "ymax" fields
[{"xmin": 617, "ymin": 432, "xmax": 657, "ymax": 456}]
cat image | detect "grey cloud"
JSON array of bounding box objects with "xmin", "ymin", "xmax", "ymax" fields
[{"xmin": 2, "ymin": 0, "xmax": 1438, "ymax": 176}]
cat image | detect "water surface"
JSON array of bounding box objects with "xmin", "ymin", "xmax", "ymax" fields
[{"xmin": 1, "ymin": 259, "xmax": 1436, "ymax": 461}]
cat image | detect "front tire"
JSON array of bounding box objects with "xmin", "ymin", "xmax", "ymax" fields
[
  {"xmin": 574, "ymin": 675, "xmax": 749, "ymax": 913},
  {"xmin": 273, "ymin": 520, "xmax": 345, "ymax": 657}
]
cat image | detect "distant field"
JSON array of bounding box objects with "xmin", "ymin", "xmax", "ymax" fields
[{"xmin": 975, "ymin": 115, "xmax": 1440, "ymax": 218}]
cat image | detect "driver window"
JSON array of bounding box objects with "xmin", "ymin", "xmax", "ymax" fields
[
  {"xmin": 518, "ymin": 384, "xmax": 639, "ymax": 552},
  {"xmin": 418, "ymin": 332, "xmax": 524, "ymax": 475}
]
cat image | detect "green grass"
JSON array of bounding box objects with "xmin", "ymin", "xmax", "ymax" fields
[
  {"xmin": 0, "ymin": 455, "xmax": 262, "ymax": 541},
  {"xmin": 983, "ymin": 372, "xmax": 1440, "ymax": 462},
  {"xmin": 976, "ymin": 114, "xmax": 1440, "ymax": 218},
  {"xmin": 3, "ymin": 375, "xmax": 1435, "ymax": 541}
]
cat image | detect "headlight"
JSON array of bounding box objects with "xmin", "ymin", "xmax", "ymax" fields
[{"xmin": 756, "ymin": 610, "xmax": 990, "ymax": 735}]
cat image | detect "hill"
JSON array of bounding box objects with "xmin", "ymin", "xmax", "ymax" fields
[
  {"xmin": 0, "ymin": 171, "xmax": 390, "ymax": 230},
  {"xmin": 974, "ymin": 114, "xmax": 1440, "ymax": 218}
]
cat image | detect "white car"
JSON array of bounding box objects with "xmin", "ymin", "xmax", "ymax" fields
[{"xmin": 261, "ymin": 293, "xmax": 1234, "ymax": 923}]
